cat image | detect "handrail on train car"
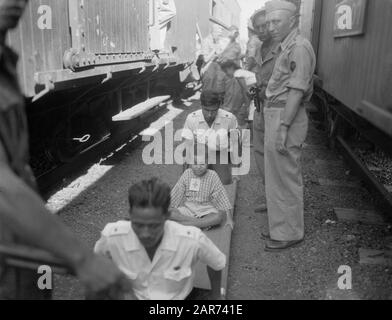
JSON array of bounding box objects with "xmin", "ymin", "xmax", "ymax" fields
[{"xmin": 209, "ymin": 17, "xmax": 230, "ymax": 31}]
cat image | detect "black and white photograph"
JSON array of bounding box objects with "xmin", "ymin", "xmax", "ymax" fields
[{"xmin": 0, "ymin": 0, "xmax": 391, "ymax": 304}]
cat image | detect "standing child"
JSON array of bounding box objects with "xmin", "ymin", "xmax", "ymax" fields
[{"xmin": 220, "ymin": 60, "xmax": 256, "ymax": 128}]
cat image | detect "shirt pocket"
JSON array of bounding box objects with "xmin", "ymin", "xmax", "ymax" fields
[
  {"xmin": 164, "ymin": 267, "xmax": 192, "ymax": 282},
  {"xmin": 163, "ymin": 267, "xmax": 193, "ymax": 296}
]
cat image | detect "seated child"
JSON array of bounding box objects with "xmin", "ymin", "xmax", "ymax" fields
[
  {"xmin": 94, "ymin": 178, "xmax": 226, "ymax": 300},
  {"xmin": 170, "ymin": 154, "xmax": 233, "ymax": 229}
]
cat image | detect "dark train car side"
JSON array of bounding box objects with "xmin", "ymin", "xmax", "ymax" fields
[{"xmin": 303, "ymin": 0, "xmax": 392, "ymax": 139}]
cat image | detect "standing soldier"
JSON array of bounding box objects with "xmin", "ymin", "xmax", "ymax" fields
[
  {"xmin": 0, "ymin": 0, "xmax": 132, "ymax": 299},
  {"xmin": 250, "ymin": 8, "xmax": 280, "ymax": 215},
  {"xmin": 263, "ymin": 0, "xmax": 316, "ymax": 251}
]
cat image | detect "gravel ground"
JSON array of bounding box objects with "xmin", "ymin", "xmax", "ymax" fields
[
  {"xmin": 356, "ymin": 147, "xmax": 392, "ymax": 186},
  {"xmin": 49, "ymin": 100, "xmax": 392, "ymax": 300},
  {"xmin": 227, "ymin": 115, "xmax": 392, "ymax": 300}
]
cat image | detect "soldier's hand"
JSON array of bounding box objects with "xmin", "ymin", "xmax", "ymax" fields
[
  {"xmin": 74, "ymin": 254, "xmax": 133, "ymax": 300},
  {"xmin": 276, "ymin": 126, "xmax": 289, "ymax": 156}
]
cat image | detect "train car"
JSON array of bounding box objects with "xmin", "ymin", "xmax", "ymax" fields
[
  {"xmin": 6, "ymin": 0, "xmax": 240, "ymax": 181},
  {"xmin": 299, "ymin": 0, "xmax": 392, "ymax": 143}
]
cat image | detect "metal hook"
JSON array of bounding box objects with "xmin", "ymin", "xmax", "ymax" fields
[
  {"xmin": 73, "ymin": 135, "xmax": 91, "ymax": 143},
  {"xmin": 32, "ymin": 79, "xmax": 55, "ymax": 103},
  {"xmin": 152, "ymin": 64, "xmax": 160, "ymax": 72},
  {"xmin": 102, "ymin": 71, "xmax": 113, "ymax": 84}
]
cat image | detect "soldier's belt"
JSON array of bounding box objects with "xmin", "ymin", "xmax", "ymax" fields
[{"xmin": 264, "ymin": 100, "xmax": 286, "ymax": 109}]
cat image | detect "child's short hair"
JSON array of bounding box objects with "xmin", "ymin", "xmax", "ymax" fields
[
  {"xmin": 220, "ymin": 60, "xmax": 241, "ymax": 72},
  {"xmin": 128, "ymin": 178, "xmax": 171, "ymax": 215}
]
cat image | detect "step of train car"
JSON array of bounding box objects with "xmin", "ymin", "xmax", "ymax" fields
[
  {"xmin": 193, "ymin": 178, "xmax": 239, "ymax": 298},
  {"xmin": 112, "ymin": 96, "xmax": 171, "ymax": 122}
]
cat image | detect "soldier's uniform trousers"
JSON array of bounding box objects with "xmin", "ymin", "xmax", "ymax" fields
[
  {"xmin": 253, "ymin": 109, "xmax": 265, "ymax": 184},
  {"xmin": 264, "ymin": 105, "xmax": 308, "ymax": 241}
]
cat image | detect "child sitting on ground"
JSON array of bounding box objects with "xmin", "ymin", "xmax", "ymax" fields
[{"xmin": 170, "ymin": 153, "xmax": 232, "ymax": 229}]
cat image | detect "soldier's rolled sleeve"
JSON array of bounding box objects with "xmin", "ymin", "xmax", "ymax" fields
[
  {"xmin": 197, "ymin": 232, "xmax": 226, "ymax": 271},
  {"xmin": 287, "ymin": 45, "xmax": 314, "ymax": 93}
]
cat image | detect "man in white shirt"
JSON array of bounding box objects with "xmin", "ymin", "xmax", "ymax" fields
[
  {"xmin": 94, "ymin": 178, "xmax": 226, "ymax": 300},
  {"xmin": 182, "ymin": 91, "xmax": 239, "ymax": 185}
]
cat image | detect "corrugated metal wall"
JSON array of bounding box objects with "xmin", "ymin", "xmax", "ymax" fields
[
  {"xmin": 82, "ymin": 0, "xmax": 149, "ymax": 55},
  {"xmin": 317, "ymin": 0, "xmax": 392, "ymax": 124},
  {"xmin": 7, "ymin": 0, "xmax": 236, "ymax": 97},
  {"xmin": 7, "ymin": 0, "xmax": 71, "ymax": 95}
]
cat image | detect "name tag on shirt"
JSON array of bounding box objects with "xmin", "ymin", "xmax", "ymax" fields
[{"xmin": 190, "ymin": 179, "xmax": 201, "ymax": 192}]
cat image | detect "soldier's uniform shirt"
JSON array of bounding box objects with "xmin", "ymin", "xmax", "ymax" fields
[
  {"xmin": 94, "ymin": 220, "xmax": 226, "ymax": 300},
  {"xmin": 264, "ymin": 28, "xmax": 316, "ymax": 242},
  {"xmin": 255, "ymin": 38, "xmax": 280, "ymax": 93},
  {"xmin": 266, "ymin": 28, "xmax": 316, "ymax": 103},
  {"xmin": 170, "ymin": 169, "xmax": 232, "ymax": 218},
  {"xmin": 246, "ymin": 34, "xmax": 262, "ymax": 71},
  {"xmin": 182, "ymin": 109, "xmax": 238, "ymax": 152}
]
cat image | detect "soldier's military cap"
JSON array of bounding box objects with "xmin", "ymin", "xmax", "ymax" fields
[{"xmin": 265, "ymin": 0, "xmax": 297, "ymax": 15}]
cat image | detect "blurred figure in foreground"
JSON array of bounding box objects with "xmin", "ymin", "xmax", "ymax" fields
[{"xmin": 0, "ymin": 0, "xmax": 132, "ymax": 300}]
